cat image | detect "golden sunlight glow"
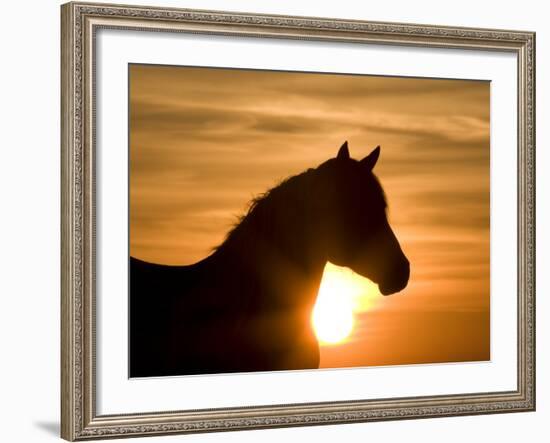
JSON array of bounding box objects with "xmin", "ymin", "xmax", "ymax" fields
[{"xmin": 312, "ymin": 263, "xmax": 381, "ymax": 345}]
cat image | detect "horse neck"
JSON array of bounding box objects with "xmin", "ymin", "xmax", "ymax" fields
[{"xmin": 213, "ymin": 174, "xmax": 327, "ymax": 301}]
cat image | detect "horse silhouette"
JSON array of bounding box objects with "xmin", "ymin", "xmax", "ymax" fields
[{"xmin": 130, "ymin": 142, "xmax": 409, "ymax": 377}]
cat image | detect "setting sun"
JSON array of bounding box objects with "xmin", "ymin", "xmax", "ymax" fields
[{"xmin": 312, "ymin": 263, "xmax": 380, "ymax": 345}]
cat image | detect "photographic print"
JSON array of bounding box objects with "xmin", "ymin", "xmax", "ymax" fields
[{"xmin": 129, "ymin": 65, "xmax": 490, "ymax": 378}]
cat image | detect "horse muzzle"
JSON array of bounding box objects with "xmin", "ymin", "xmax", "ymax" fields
[{"xmin": 378, "ymin": 258, "xmax": 410, "ymax": 296}]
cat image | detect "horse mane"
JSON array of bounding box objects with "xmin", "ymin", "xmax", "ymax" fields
[
  {"xmin": 214, "ymin": 157, "xmax": 388, "ymax": 255},
  {"xmin": 215, "ymin": 167, "xmax": 316, "ymax": 252}
]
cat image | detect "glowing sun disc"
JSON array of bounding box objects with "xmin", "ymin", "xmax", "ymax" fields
[
  {"xmin": 312, "ymin": 263, "xmax": 356, "ymax": 344},
  {"xmin": 312, "ymin": 262, "xmax": 381, "ymax": 345},
  {"xmin": 312, "ymin": 300, "xmax": 353, "ymax": 344}
]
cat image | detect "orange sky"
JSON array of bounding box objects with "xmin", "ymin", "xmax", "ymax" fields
[{"xmin": 129, "ymin": 64, "xmax": 490, "ymax": 368}]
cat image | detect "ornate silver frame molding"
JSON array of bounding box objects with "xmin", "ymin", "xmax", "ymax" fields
[{"xmin": 61, "ymin": 2, "xmax": 535, "ymax": 440}]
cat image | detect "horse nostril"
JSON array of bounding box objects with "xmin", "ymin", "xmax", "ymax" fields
[
  {"xmin": 397, "ymin": 259, "xmax": 410, "ymax": 287},
  {"xmin": 379, "ymin": 258, "xmax": 410, "ymax": 295},
  {"xmin": 393, "ymin": 258, "xmax": 410, "ymax": 288},
  {"xmin": 403, "ymin": 259, "xmax": 410, "ymax": 281}
]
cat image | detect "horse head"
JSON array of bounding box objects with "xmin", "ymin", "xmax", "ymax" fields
[{"xmin": 313, "ymin": 141, "xmax": 409, "ymax": 295}]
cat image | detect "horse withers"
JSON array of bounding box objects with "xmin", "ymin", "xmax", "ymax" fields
[{"xmin": 130, "ymin": 142, "xmax": 409, "ymax": 377}]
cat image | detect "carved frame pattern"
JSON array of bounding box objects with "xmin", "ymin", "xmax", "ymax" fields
[{"xmin": 61, "ymin": 2, "xmax": 535, "ymax": 440}]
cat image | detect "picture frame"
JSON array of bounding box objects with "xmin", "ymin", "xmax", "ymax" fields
[{"xmin": 61, "ymin": 1, "xmax": 536, "ymax": 440}]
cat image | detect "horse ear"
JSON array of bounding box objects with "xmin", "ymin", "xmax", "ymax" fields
[
  {"xmin": 337, "ymin": 141, "xmax": 350, "ymax": 160},
  {"xmin": 360, "ymin": 146, "xmax": 380, "ymax": 171}
]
